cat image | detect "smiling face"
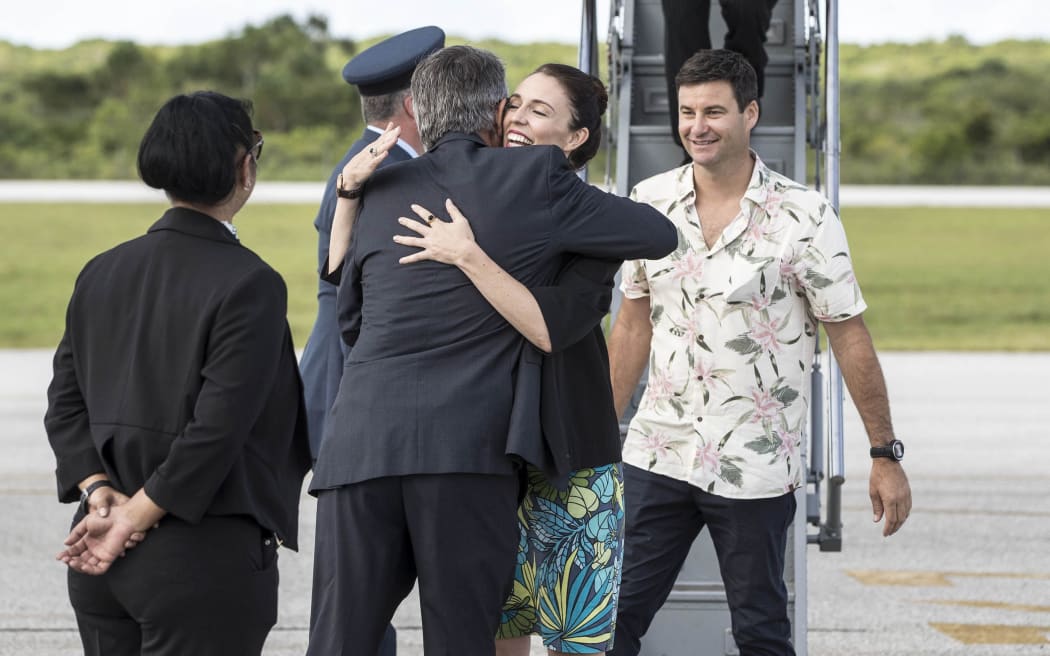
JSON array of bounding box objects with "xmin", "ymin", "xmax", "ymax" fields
[
  {"xmin": 502, "ymin": 72, "xmax": 587, "ymax": 156},
  {"xmin": 677, "ymin": 80, "xmax": 758, "ymax": 170}
]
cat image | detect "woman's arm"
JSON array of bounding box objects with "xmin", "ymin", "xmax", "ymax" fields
[
  {"xmin": 325, "ymin": 124, "xmax": 402, "ymax": 278},
  {"xmin": 394, "ymin": 200, "xmax": 615, "ymax": 354},
  {"xmin": 395, "ymin": 200, "xmax": 553, "ymax": 351}
]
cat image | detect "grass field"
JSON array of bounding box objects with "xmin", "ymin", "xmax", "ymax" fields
[{"xmin": 1, "ymin": 203, "xmax": 1047, "ymax": 350}]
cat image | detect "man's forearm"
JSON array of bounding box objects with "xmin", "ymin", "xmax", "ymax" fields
[
  {"xmin": 825, "ymin": 316, "xmax": 911, "ymax": 538},
  {"xmin": 608, "ymin": 297, "xmax": 653, "ymax": 419},
  {"xmin": 825, "ymin": 315, "xmax": 895, "ymax": 445}
]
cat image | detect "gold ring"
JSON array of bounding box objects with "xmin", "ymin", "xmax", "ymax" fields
[
  {"xmin": 426, "ymin": 214, "xmax": 436, "ymax": 224},
  {"xmin": 368, "ymin": 146, "xmax": 377, "ymax": 157}
]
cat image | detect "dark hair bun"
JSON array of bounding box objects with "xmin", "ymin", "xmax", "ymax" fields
[{"xmin": 532, "ymin": 63, "xmax": 608, "ymax": 169}]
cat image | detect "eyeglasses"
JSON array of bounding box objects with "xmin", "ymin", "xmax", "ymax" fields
[{"xmin": 245, "ymin": 130, "xmax": 264, "ymax": 163}]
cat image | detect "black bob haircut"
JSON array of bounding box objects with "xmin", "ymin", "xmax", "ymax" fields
[{"xmin": 137, "ymin": 91, "xmax": 255, "ymax": 205}]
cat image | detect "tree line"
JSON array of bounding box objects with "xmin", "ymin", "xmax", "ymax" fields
[{"xmin": 2, "ymin": 16, "xmax": 1048, "ymax": 184}]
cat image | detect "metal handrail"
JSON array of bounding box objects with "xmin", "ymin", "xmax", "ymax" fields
[
  {"xmin": 578, "ymin": 0, "xmax": 600, "ymax": 182},
  {"xmin": 579, "ymin": 0, "xmax": 600, "ymax": 77},
  {"xmin": 824, "ymin": 0, "xmax": 845, "ymax": 486}
]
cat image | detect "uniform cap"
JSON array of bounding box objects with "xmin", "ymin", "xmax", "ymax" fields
[{"xmin": 342, "ymin": 25, "xmax": 445, "ymax": 96}]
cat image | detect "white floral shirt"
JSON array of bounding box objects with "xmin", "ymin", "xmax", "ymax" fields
[{"xmin": 620, "ymin": 155, "xmax": 867, "ymax": 499}]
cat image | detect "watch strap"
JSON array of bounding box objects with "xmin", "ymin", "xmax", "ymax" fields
[
  {"xmin": 336, "ymin": 174, "xmax": 363, "ymax": 199},
  {"xmin": 79, "ymin": 479, "xmax": 115, "ymax": 512},
  {"xmin": 870, "ymin": 440, "xmax": 904, "ymax": 461}
]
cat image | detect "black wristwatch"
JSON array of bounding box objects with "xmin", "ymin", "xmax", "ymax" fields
[
  {"xmin": 79, "ymin": 479, "xmax": 115, "ymax": 513},
  {"xmin": 870, "ymin": 439, "xmax": 904, "ymax": 462}
]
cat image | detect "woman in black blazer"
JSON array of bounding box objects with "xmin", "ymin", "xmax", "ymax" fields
[
  {"xmin": 394, "ymin": 65, "xmax": 631, "ymax": 656},
  {"xmin": 44, "ymin": 91, "xmax": 311, "ymax": 656}
]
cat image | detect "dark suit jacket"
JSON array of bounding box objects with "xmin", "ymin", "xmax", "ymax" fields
[
  {"xmin": 299, "ymin": 129, "xmax": 414, "ymax": 458},
  {"xmin": 310, "ymin": 132, "xmax": 677, "ymax": 491},
  {"xmin": 44, "ymin": 207, "xmax": 312, "ymax": 549}
]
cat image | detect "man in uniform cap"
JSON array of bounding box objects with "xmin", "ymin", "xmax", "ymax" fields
[
  {"xmin": 298, "ymin": 25, "xmax": 444, "ymax": 656},
  {"xmin": 301, "ymin": 25, "xmax": 445, "ymax": 460}
]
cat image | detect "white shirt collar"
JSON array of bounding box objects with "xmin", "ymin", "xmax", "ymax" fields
[
  {"xmin": 220, "ymin": 221, "xmax": 238, "ymax": 239},
  {"xmin": 367, "ymin": 124, "xmax": 418, "ymax": 158}
]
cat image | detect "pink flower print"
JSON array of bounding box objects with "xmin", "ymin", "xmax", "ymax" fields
[
  {"xmin": 762, "ymin": 189, "xmax": 785, "ymax": 217},
  {"xmin": 672, "ymin": 250, "xmax": 705, "ymax": 281},
  {"xmin": 751, "ymin": 316, "xmax": 782, "ymax": 353},
  {"xmin": 749, "ymin": 388, "xmax": 783, "ymax": 424},
  {"xmin": 693, "ymin": 359, "xmax": 714, "ymax": 383},
  {"xmin": 745, "ymin": 218, "xmax": 771, "ymax": 244},
  {"xmin": 776, "ymin": 429, "xmax": 800, "ymax": 461},
  {"xmin": 779, "ymin": 258, "xmax": 799, "ymax": 283},
  {"xmin": 646, "ymin": 367, "xmax": 676, "ymax": 404},
  {"xmin": 681, "ymin": 313, "xmax": 705, "ymax": 343},
  {"xmin": 694, "ymin": 441, "xmax": 720, "ymax": 474},
  {"xmin": 749, "ymin": 293, "xmax": 771, "ymax": 312},
  {"xmin": 622, "ymin": 275, "xmax": 648, "ymax": 296},
  {"xmin": 643, "ymin": 431, "xmax": 676, "ymax": 461}
]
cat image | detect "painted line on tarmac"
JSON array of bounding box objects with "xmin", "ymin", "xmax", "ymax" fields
[
  {"xmin": 930, "ymin": 623, "xmax": 1050, "ymax": 645},
  {"xmin": 846, "ymin": 569, "xmax": 1050, "ymax": 586},
  {"xmin": 848, "ymin": 571, "xmax": 1050, "ymax": 644},
  {"xmin": 923, "ymin": 599, "xmax": 1050, "ymax": 613}
]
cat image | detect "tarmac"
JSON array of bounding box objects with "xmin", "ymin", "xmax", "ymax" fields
[{"xmin": 2, "ymin": 350, "xmax": 1048, "ymax": 655}]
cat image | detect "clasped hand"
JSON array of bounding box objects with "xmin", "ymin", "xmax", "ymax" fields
[{"xmin": 57, "ymin": 490, "xmax": 148, "ymax": 576}]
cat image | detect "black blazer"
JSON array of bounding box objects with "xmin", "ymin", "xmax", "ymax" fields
[
  {"xmin": 44, "ymin": 208, "xmax": 312, "ymax": 549},
  {"xmin": 299, "ymin": 129, "xmax": 414, "ymax": 459},
  {"xmin": 527, "ymin": 256, "xmax": 623, "ymax": 479},
  {"xmin": 311, "ymin": 133, "xmax": 677, "ymax": 491}
]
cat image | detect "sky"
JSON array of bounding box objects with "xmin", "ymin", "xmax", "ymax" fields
[{"xmin": 2, "ymin": 0, "xmax": 1050, "ymax": 50}]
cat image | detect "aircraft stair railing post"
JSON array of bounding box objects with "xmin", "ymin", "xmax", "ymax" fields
[
  {"xmin": 579, "ymin": 0, "xmax": 600, "ymax": 182},
  {"xmin": 820, "ymin": 0, "xmax": 846, "ymax": 553}
]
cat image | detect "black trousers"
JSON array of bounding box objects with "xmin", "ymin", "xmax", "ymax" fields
[
  {"xmin": 67, "ymin": 514, "xmax": 279, "ymax": 656},
  {"xmin": 662, "ymin": 0, "xmax": 780, "ymax": 145},
  {"xmin": 611, "ymin": 464, "xmax": 796, "ymax": 656},
  {"xmin": 307, "ymin": 473, "xmax": 520, "ymax": 656}
]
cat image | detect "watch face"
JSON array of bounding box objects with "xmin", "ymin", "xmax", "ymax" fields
[{"xmin": 892, "ymin": 441, "xmax": 904, "ymax": 460}]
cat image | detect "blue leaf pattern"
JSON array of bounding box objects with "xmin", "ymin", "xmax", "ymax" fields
[{"xmin": 497, "ymin": 464, "xmax": 625, "ymax": 653}]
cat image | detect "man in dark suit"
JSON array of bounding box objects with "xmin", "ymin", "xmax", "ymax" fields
[
  {"xmin": 300, "ymin": 26, "xmax": 444, "ymax": 459},
  {"xmin": 300, "ymin": 27, "xmax": 442, "ymax": 656},
  {"xmin": 306, "ymin": 46, "xmax": 679, "ymax": 656}
]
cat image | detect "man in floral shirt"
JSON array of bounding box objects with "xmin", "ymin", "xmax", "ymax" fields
[{"xmin": 607, "ymin": 50, "xmax": 912, "ymax": 656}]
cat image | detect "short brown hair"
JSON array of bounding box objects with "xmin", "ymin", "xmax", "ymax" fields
[{"xmin": 675, "ymin": 49, "xmax": 757, "ymax": 111}]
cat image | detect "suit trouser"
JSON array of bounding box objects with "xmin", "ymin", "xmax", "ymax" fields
[
  {"xmin": 307, "ymin": 472, "xmax": 520, "ymax": 656},
  {"xmin": 67, "ymin": 514, "xmax": 278, "ymax": 656},
  {"xmin": 662, "ymin": 0, "xmax": 779, "ymax": 146},
  {"xmin": 611, "ymin": 464, "xmax": 796, "ymax": 656}
]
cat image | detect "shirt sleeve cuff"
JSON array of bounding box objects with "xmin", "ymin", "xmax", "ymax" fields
[
  {"xmin": 143, "ymin": 472, "xmax": 201, "ymax": 524},
  {"xmin": 55, "ymin": 452, "xmax": 107, "ymax": 504},
  {"xmin": 320, "ymin": 257, "xmax": 343, "ymax": 286}
]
